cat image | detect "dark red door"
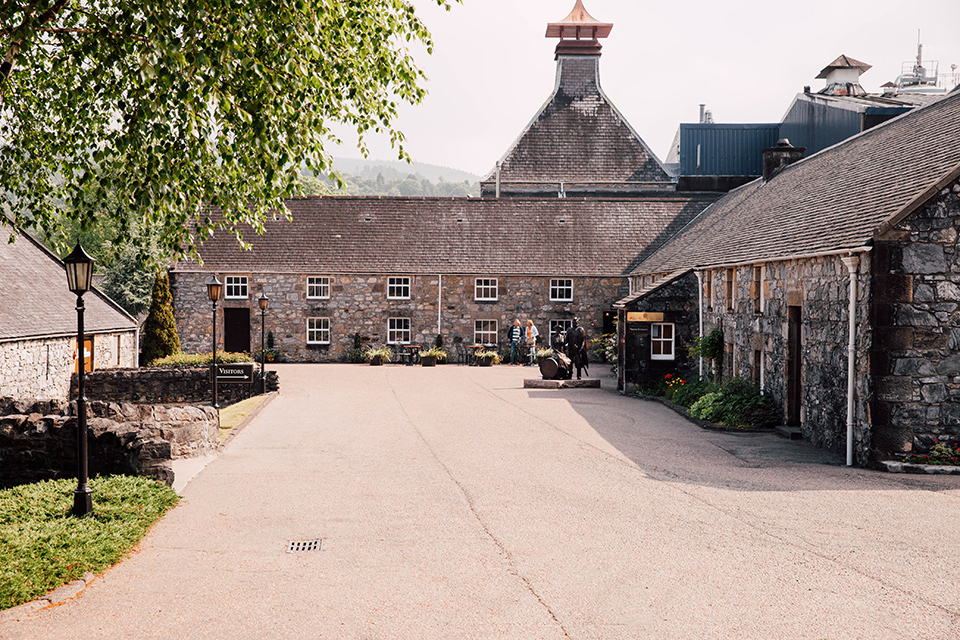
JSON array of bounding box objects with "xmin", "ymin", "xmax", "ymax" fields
[{"xmin": 223, "ymin": 308, "xmax": 251, "ymax": 354}]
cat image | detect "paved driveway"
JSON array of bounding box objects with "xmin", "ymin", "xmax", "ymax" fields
[{"xmin": 4, "ymin": 364, "xmax": 960, "ymax": 639}]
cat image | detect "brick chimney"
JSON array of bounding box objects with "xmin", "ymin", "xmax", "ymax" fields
[{"xmin": 762, "ymin": 139, "xmax": 805, "ymax": 181}]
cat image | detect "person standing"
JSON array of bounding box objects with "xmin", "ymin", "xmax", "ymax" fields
[
  {"xmin": 524, "ymin": 319, "xmax": 539, "ymax": 366},
  {"xmin": 509, "ymin": 319, "xmax": 523, "ymax": 364}
]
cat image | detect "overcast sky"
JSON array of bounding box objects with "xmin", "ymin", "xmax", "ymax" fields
[{"xmin": 332, "ymin": 0, "xmax": 960, "ymax": 178}]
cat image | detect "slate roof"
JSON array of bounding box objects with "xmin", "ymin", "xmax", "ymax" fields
[
  {"xmin": 0, "ymin": 225, "xmax": 137, "ymax": 341},
  {"xmin": 175, "ymin": 196, "xmax": 717, "ymax": 278},
  {"xmin": 633, "ymin": 90, "xmax": 960, "ymax": 275},
  {"xmin": 816, "ymin": 54, "xmax": 872, "ymax": 79},
  {"xmin": 483, "ymin": 55, "xmax": 671, "ymax": 187}
]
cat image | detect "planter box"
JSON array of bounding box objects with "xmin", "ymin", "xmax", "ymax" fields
[
  {"xmin": 477, "ymin": 356, "xmax": 493, "ymax": 367},
  {"xmin": 369, "ymin": 356, "xmax": 383, "ymax": 366},
  {"xmin": 421, "ymin": 355, "xmax": 437, "ymax": 367}
]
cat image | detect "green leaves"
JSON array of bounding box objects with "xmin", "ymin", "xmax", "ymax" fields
[{"xmin": 1, "ymin": 0, "xmax": 457, "ymax": 268}]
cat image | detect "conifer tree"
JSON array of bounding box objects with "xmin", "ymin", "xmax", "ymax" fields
[{"xmin": 141, "ymin": 272, "xmax": 182, "ymax": 365}]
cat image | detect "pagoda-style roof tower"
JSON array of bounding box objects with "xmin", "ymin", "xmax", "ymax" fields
[{"xmin": 482, "ymin": 1, "xmax": 672, "ymax": 198}]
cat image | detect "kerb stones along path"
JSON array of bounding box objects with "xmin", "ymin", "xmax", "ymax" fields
[{"xmin": 3, "ymin": 364, "xmax": 960, "ymax": 639}]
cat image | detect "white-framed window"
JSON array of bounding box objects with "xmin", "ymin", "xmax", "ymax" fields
[
  {"xmin": 474, "ymin": 278, "xmax": 498, "ymax": 301},
  {"xmin": 651, "ymin": 323, "xmax": 675, "ymax": 360},
  {"xmin": 388, "ymin": 276, "xmax": 411, "ymax": 300},
  {"xmin": 225, "ymin": 276, "xmax": 248, "ymax": 299},
  {"xmin": 307, "ymin": 276, "xmax": 331, "ymax": 300},
  {"xmin": 550, "ymin": 278, "xmax": 573, "ymax": 302},
  {"xmin": 549, "ymin": 319, "xmax": 573, "ymax": 342},
  {"xmin": 474, "ymin": 319, "xmax": 498, "ymax": 345},
  {"xmin": 387, "ymin": 318, "xmax": 411, "ymax": 344},
  {"xmin": 307, "ymin": 317, "xmax": 331, "ymax": 344}
]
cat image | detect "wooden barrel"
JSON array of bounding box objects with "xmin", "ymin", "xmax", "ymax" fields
[{"xmin": 539, "ymin": 354, "xmax": 572, "ymax": 380}]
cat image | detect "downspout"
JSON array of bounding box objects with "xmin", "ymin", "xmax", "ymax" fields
[
  {"xmin": 135, "ymin": 325, "xmax": 140, "ymax": 368},
  {"xmin": 437, "ymin": 274, "xmax": 442, "ymax": 337},
  {"xmin": 695, "ymin": 270, "xmax": 704, "ymax": 379},
  {"xmin": 841, "ymin": 255, "xmax": 860, "ymax": 467}
]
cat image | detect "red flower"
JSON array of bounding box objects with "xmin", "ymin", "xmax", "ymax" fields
[{"xmin": 665, "ymin": 374, "xmax": 672, "ymax": 379}]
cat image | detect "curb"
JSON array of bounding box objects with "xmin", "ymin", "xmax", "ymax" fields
[
  {"xmin": 0, "ymin": 572, "xmax": 96, "ymax": 622},
  {"xmin": 876, "ymin": 460, "xmax": 960, "ymax": 475},
  {"xmin": 219, "ymin": 392, "xmax": 278, "ymax": 449},
  {"xmin": 633, "ymin": 394, "xmax": 775, "ymax": 434}
]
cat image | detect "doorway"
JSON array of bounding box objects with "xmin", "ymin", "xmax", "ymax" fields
[
  {"xmin": 224, "ymin": 308, "xmax": 251, "ymax": 354},
  {"xmin": 786, "ymin": 306, "xmax": 802, "ymax": 426}
]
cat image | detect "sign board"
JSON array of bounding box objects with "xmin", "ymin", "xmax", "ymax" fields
[
  {"xmin": 214, "ymin": 363, "xmax": 254, "ymax": 383},
  {"xmin": 74, "ymin": 338, "xmax": 93, "ymax": 373},
  {"xmin": 626, "ymin": 312, "xmax": 664, "ymax": 322}
]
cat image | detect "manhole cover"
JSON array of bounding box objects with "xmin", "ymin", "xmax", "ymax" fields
[{"xmin": 287, "ymin": 539, "xmax": 322, "ymax": 553}]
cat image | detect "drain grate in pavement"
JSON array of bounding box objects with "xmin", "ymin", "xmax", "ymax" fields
[{"xmin": 287, "ymin": 539, "xmax": 322, "ymax": 553}]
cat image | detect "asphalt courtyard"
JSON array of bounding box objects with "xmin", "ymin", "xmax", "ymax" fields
[{"xmin": 3, "ymin": 363, "xmax": 960, "ymax": 639}]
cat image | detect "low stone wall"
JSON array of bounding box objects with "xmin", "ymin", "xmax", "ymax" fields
[
  {"xmin": 72, "ymin": 366, "xmax": 279, "ymax": 406},
  {"xmin": 0, "ymin": 398, "xmax": 220, "ymax": 488}
]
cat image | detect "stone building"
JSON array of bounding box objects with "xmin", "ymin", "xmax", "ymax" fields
[
  {"xmin": 0, "ymin": 225, "xmax": 139, "ymax": 400},
  {"xmin": 170, "ymin": 2, "xmax": 721, "ymax": 362},
  {"xmin": 621, "ymin": 88, "xmax": 960, "ymax": 466}
]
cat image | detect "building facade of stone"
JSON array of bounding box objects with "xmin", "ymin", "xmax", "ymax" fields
[
  {"xmin": 0, "ymin": 225, "xmax": 139, "ymax": 401},
  {"xmin": 624, "ymin": 89, "xmax": 960, "ymax": 466},
  {"xmin": 173, "ymin": 270, "xmax": 626, "ymax": 361}
]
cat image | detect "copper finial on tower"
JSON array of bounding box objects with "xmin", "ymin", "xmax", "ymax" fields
[{"xmin": 546, "ymin": 0, "xmax": 613, "ymax": 39}]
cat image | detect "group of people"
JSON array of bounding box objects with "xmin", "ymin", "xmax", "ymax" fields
[
  {"xmin": 507, "ymin": 319, "xmax": 539, "ymax": 366},
  {"xmin": 507, "ymin": 318, "xmax": 589, "ymax": 379}
]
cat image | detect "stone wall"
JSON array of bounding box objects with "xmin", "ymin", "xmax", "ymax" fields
[
  {"xmin": 619, "ymin": 273, "xmax": 699, "ymax": 389},
  {"xmin": 171, "ymin": 271, "xmax": 626, "ymax": 362},
  {"xmin": 700, "ymin": 254, "xmax": 872, "ymax": 464},
  {"xmin": 0, "ymin": 330, "xmax": 138, "ymax": 401},
  {"xmin": 871, "ymin": 180, "xmax": 960, "ymax": 456},
  {"xmin": 0, "ymin": 398, "xmax": 219, "ymax": 488},
  {"xmin": 72, "ymin": 366, "xmax": 279, "ymax": 406}
]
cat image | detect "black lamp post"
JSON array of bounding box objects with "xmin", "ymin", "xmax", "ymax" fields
[
  {"xmin": 206, "ymin": 275, "xmax": 223, "ymax": 409},
  {"xmin": 64, "ymin": 242, "xmax": 95, "ymax": 518},
  {"xmin": 258, "ymin": 292, "xmax": 269, "ymax": 395}
]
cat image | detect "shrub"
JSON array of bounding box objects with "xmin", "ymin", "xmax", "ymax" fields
[
  {"xmin": 150, "ymin": 351, "xmax": 251, "ymax": 367},
  {"xmin": 592, "ymin": 333, "xmax": 617, "ymax": 364},
  {"xmin": 141, "ymin": 272, "xmax": 181, "ymax": 364},
  {"xmin": 670, "ymin": 379, "xmax": 719, "ymax": 407},
  {"xmin": 689, "ymin": 378, "xmax": 780, "ymax": 428}
]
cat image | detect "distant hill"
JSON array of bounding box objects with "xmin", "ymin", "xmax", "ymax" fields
[
  {"xmin": 299, "ymin": 157, "xmax": 481, "ymax": 198},
  {"xmin": 328, "ymin": 157, "xmax": 482, "ymax": 184}
]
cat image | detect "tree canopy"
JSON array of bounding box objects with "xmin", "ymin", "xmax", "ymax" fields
[{"xmin": 1, "ymin": 0, "xmax": 453, "ymax": 266}]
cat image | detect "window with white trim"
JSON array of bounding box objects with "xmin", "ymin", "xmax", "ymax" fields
[
  {"xmin": 651, "ymin": 323, "xmax": 675, "ymax": 360},
  {"xmin": 225, "ymin": 276, "xmax": 248, "ymax": 299},
  {"xmin": 387, "ymin": 277, "xmax": 411, "ymax": 300},
  {"xmin": 550, "ymin": 278, "xmax": 573, "ymax": 302},
  {"xmin": 307, "ymin": 318, "xmax": 331, "ymax": 344},
  {"xmin": 474, "ymin": 320, "xmax": 498, "ymax": 345},
  {"xmin": 307, "ymin": 276, "xmax": 330, "ymax": 300},
  {"xmin": 387, "ymin": 318, "xmax": 411, "ymax": 344},
  {"xmin": 474, "ymin": 278, "xmax": 498, "ymax": 302}
]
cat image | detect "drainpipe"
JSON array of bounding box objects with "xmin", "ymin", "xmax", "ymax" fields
[
  {"xmin": 841, "ymin": 255, "xmax": 860, "ymax": 466},
  {"xmin": 437, "ymin": 275, "xmax": 442, "ymax": 337},
  {"xmin": 695, "ymin": 270, "xmax": 704, "ymax": 379}
]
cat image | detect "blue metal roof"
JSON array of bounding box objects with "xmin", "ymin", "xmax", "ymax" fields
[{"xmin": 679, "ymin": 124, "xmax": 780, "ymax": 176}]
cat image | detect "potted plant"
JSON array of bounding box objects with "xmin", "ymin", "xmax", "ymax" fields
[
  {"xmin": 419, "ymin": 346, "xmax": 447, "ymax": 367},
  {"xmin": 364, "ymin": 346, "xmax": 392, "ymax": 366},
  {"xmin": 474, "ymin": 349, "xmax": 500, "ymax": 366},
  {"xmin": 536, "ymin": 347, "xmax": 554, "ymax": 362}
]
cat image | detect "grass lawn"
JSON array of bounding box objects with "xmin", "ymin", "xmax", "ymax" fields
[
  {"xmin": 0, "ymin": 475, "xmax": 179, "ymax": 610},
  {"xmin": 218, "ymin": 394, "xmax": 270, "ymax": 444}
]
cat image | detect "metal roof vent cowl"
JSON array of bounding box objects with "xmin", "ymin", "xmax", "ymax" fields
[{"xmin": 762, "ymin": 139, "xmax": 805, "ymax": 182}]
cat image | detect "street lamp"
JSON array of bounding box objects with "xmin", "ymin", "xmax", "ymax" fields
[
  {"xmin": 206, "ymin": 275, "xmax": 223, "ymax": 409},
  {"xmin": 63, "ymin": 242, "xmax": 94, "ymax": 518},
  {"xmin": 258, "ymin": 292, "xmax": 269, "ymax": 395}
]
